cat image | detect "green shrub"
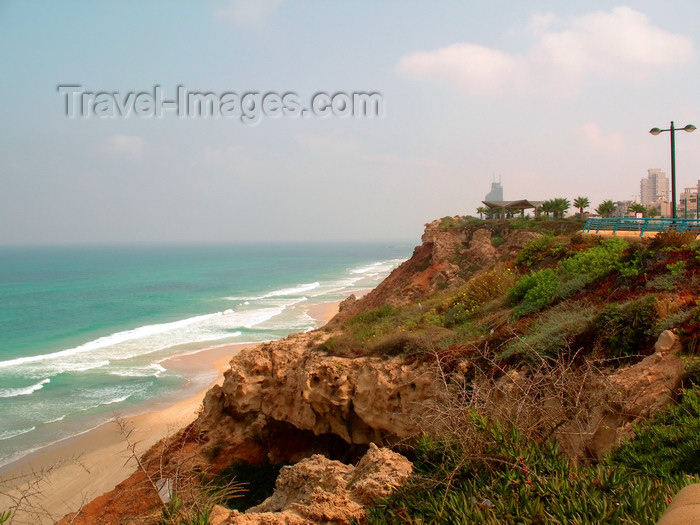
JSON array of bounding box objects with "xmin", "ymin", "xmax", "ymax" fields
[
  {"xmin": 439, "ymin": 216, "xmax": 459, "ymax": 230},
  {"xmin": 490, "ymin": 235, "xmax": 505, "ymax": 247},
  {"xmin": 515, "ymin": 234, "xmax": 557, "ymax": 268},
  {"xmin": 445, "ymin": 266, "xmax": 515, "ymax": 326},
  {"xmin": 349, "ymin": 305, "xmax": 396, "ymax": 325},
  {"xmin": 366, "ymin": 414, "xmax": 687, "ymax": 524},
  {"xmin": 438, "ymin": 216, "xmax": 484, "ymax": 230},
  {"xmin": 500, "ymin": 302, "xmax": 597, "ymax": 362},
  {"xmin": 593, "ymin": 295, "xmax": 658, "ymax": 357},
  {"xmin": 554, "ymin": 273, "xmax": 591, "ymax": 299},
  {"xmin": 560, "ymin": 237, "xmax": 629, "ymax": 280},
  {"xmin": 509, "ymin": 217, "xmax": 534, "ymax": 230},
  {"xmin": 609, "ymin": 386, "xmax": 700, "ymax": 477},
  {"xmin": 667, "ymin": 260, "xmax": 686, "ymax": 276},
  {"xmin": 509, "ymin": 268, "xmax": 560, "ymax": 316}
]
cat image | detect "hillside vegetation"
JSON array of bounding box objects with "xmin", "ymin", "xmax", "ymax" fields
[
  {"xmin": 332, "ymin": 222, "xmax": 700, "ymax": 524},
  {"xmin": 44, "ymin": 218, "xmax": 700, "ymax": 524}
]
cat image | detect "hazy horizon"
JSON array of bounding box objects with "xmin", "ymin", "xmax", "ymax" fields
[{"xmin": 2, "ymin": 1, "xmax": 699, "ymax": 245}]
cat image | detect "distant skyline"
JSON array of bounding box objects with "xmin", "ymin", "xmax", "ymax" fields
[{"xmin": 1, "ymin": 1, "xmax": 699, "ymax": 244}]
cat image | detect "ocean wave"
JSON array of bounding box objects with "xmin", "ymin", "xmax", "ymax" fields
[
  {"xmin": 0, "ymin": 312, "xmax": 222, "ymax": 370},
  {"xmin": 0, "ymin": 426, "xmax": 36, "ymax": 441},
  {"xmin": 109, "ymin": 363, "xmax": 167, "ymax": 378},
  {"xmin": 350, "ymin": 262, "xmax": 383, "ymax": 274},
  {"xmin": 73, "ymin": 360, "xmax": 110, "ymax": 372},
  {"xmin": 262, "ymin": 282, "xmax": 319, "ymax": 298},
  {"xmin": 0, "ymin": 378, "xmax": 50, "ymax": 398},
  {"xmin": 225, "ymin": 282, "xmax": 320, "ymax": 301},
  {"xmin": 101, "ymin": 394, "xmax": 132, "ymax": 406},
  {"xmin": 350, "ymin": 259, "xmax": 404, "ymax": 276}
]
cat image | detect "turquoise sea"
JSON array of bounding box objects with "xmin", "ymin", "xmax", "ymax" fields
[{"xmin": 0, "ymin": 243, "xmax": 412, "ymax": 468}]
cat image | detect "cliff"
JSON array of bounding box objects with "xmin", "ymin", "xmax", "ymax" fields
[
  {"xmin": 59, "ymin": 219, "xmax": 698, "ymax": 524},
  {"xmin": 330, "ymin": 218, "xmax": 538, "ymax": 323}
]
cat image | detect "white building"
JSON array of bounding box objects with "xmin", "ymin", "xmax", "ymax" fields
[{"xmin": 640, "ymin": 169, "xmax": 669, "ymax": 206}]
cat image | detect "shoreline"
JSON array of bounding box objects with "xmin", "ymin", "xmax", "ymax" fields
[{"xmin": 0, "ymin": 299, "xmax": 343, "ymax": 523}]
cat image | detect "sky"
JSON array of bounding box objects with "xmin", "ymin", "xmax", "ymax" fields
[{"xmin": 1, "ymin": 0, "xmax": 699, "ymax": 244}]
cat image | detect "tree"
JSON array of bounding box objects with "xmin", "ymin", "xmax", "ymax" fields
[
  {"xmin": 628, "ymin": 202, "xmax": 646, "ymax": 216},
  {"xmin": 540, "ymin": 200, "xmax": 555, "ymax": 218},
  {"xmin": 573, "ymin": 196, "xmax": 590, "ymax": 218},
  {"xmin": 645, "ymin": 206, "xmax": 659, "ymax": 218},
  {"xmin": 596, "ymin": 200, "xmax": 616, "ymax": 218},
  {"xmin": 552, "ymin": 198, "xmax": 571, "ymax": 219},
  {"xmin": 476, "ymin": 206, "xmax": 489, "ymax": 219}
]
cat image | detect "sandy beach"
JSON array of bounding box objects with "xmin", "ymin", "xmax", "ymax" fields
[{"xmin": 0, "ymin": 300, "xmax": 341, "ymax": 523}]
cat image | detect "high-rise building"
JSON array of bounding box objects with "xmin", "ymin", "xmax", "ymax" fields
[
  {"xmin": 485, "ymin": 180, "xmax": 503, "ymax": 201},
  {"xmin": 679, "ymin": 181, "xmax": 700, "ymax": 218},
  {"xmin": 640, "ymin": 169, "xmax": 668, "ymax": 205}
]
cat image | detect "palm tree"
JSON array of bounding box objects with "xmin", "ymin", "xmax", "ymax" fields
[
  {"xmin": 540, "ymin": 200, "xmax": 555, "ymax": 218},
  {"xmin": 596, "ymin": 199, "xmax": 616, "ymax": 218},
  {"xmin": 552, "ymin": 198, "xmax": 571, "ymax": 219},
  {"xmin": 476, "ymin": 206, "xmax": 489, "ymax": 219},
  {"xmin": 628, "ymin": 202, "xmax": 646, "ymax": 217},
  {"xmin": 573, "ymin": 196, "xmax": 590, "ymax": 218}
]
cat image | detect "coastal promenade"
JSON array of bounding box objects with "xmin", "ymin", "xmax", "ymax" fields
[{"xmin": 583, "ymin": 217, "xmax": 700, "ymax": 237}]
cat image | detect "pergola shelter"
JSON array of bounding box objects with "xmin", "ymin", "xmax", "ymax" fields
[{"xmin": 482, "ymin": 200, "xmax": 544, "ymax": 219}]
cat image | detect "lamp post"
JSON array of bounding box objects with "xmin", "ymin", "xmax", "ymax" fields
[{"xmin": 650, "ymin": 121, "xmax": 696, "ymax": 219}]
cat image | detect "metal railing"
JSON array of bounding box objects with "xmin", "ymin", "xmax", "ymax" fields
[{"xmin": 583, "ymin": 217, "xmax": 700, "ymax": 236}]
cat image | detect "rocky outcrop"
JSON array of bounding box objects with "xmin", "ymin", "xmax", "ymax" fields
[
  {"xmin": 462, "ymin": 228, "xmax": 496, "ymax": 265},
  {"xmin": 337, "ymin": 294, "xmax": 356, "ymax": 313},
  {"xmin": 420, "ymin": 218, "xmax": 469, "ymax": 262},
  {"xmin": 330, "ymin": 221, "xmax": 544, "ymax": 324},
  {"xmin": 209, "ymin": 444, "xmax": 412, "ymax": 524},
  {"xmin": 199, "ymin": 331, "xmax": 444, "ymax": 452}
]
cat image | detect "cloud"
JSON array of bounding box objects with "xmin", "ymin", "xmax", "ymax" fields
[
  {"xmin": 215, "ymin": 0, "xmax": 283, "ymax": 26},
  {"xmin": 102, "ymin": 134, "xmax": 146, "ymax": 158},
  {"xmin": 396, "ymin": 6, "xmax": 694, "ymax": 96},
  {"xmin": 576, "ymin": 123, "xmax": 625, "ymax": 154},
  {"xmin": 396, "ymin": 43, "xmax": 525, "ymax": 95}
]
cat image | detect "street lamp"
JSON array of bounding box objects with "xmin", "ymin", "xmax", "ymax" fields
[{"xmin": 649, "ymin": 121, "xmax": 696, "ymax": 219}]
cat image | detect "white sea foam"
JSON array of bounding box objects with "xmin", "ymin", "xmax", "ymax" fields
[
  {"xmin": 101, "ymin": 394, "xmax": 132, "ymax": 406},
  {"xmin": 226, "ymin": 282, "xmax": 320, "ymax": 301},
  {"xmin": 110, "ymin": 363, "xmax": 168, "ymax": 378},
  {"xmin": 0, "ymin": 312, "xmax": 221, "ymax": 370},
  {"xmin": 350, "ymin": 262, "xmax": 382, "ymax": 274},
  {"xmin": 0, "ymin": 426, "xmax": 36, "ymax": 441},
  {"xmin": 0, "ymin": 378, "xmax": 50, "ymax": 398},
  {"xmin": 262, "ymin": 282, "xmax": 319, "ymax": 297},
  {"xmin": 72, "ymin": 360, "xmax": 110, "ymax": 372}
]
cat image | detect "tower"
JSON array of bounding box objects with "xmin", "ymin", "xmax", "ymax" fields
[{"xmin": 485, "ymin": 177, "xmax": 503, "ymax": 201}]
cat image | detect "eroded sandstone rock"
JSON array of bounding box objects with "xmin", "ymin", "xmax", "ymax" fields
[
  {"xmin": 210, "ymin": 444, "xmax": 412, "ymax": 524},
  {"xmin": 199, "ymin": 331, "xmax": 444, "ymax": 448}
]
